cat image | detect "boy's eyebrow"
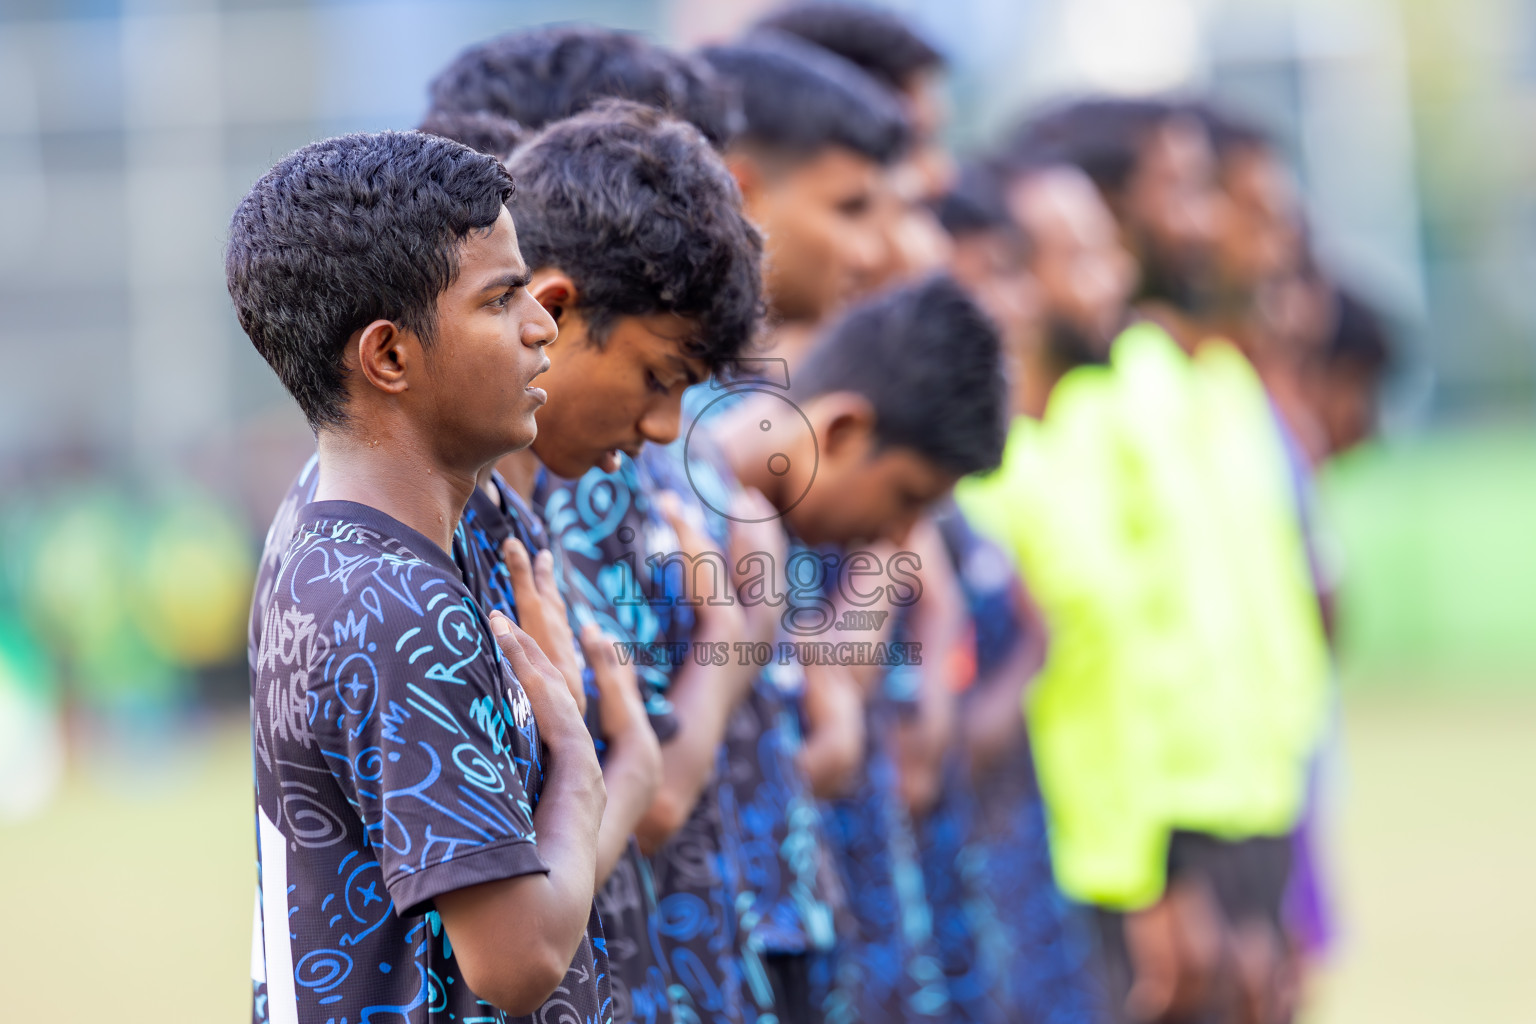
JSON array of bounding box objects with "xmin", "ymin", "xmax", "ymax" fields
[{"xmin": 479, "ymin": 268, "xmax": 532, "ymax": 291}]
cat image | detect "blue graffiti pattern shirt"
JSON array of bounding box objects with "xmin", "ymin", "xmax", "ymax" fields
[
  {"xmin": 780, "ymin": 537, "xmax": 947, "ymax": 1024},
  {"xmin": 818, "ymin": 689, "xmax": 951, "ymax": 1024},
  {"xmin": 459, "ymin": 474, "xmax": 677, "ymax": 1024},
  {"xmin": 540, "ymin": 451, "xmax": 747, "ymax": 1024},
  {"xmin": 250, "ymin": 490, "xmax": 610, "ymax": 1024},
  {"xmin": 678, "ymin": 385, "xmax": 844, "ymax": 1020},
  {"xmin": 932, "ymin": 503, "xmax": 1107, "ymax": 1024}
]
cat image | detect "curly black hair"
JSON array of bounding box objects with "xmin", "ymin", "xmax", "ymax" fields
[
  {"xmin": 505, "ymin": 99, "xmax": 763, "ymax": 373},
  {"xmin": 700, "ymin": 30, "xmax": 909, "ymax": 166},
  {"xmin": 753, "ymin": 1, "xmax": 943, "ymax": 93},
  {"xmin": 226, "ymin": 131, "xmax": 514, "ymax": 428},
  {"xmin": 416, "ymin": 109, "xmax": 525, "ymax": 160},
  {"xmin": 792, "ymin": 275, "xmax": 1007, "ymax": 476},
  {"xmin": 427, "ymin": 25, "xmax": 740, "ymax": 149}
]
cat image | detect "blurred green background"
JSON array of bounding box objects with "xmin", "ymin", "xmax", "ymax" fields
[
  {"xmin": 1324, "ymin": 430, "xmax": 1536, "ymax": 686},
  {"xmin": 4, "ymin": 0, "xmax": 1536, "ymax": 1019}
]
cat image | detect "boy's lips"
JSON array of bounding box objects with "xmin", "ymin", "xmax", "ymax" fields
[
  {"xmin": 523, "ymin": 357, "xmax": 551, "ymax": 404},
  {"xmin": 595, "ymin": 444, "xmax": 641, "ymax": 474}
]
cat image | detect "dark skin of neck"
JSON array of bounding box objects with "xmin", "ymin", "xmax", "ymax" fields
[
  {"xmin": 315, "ymin": 416, "xmax": 477, "ymax": 556},
  {"xmin": 496, "ymin": 448, "xmax": 542, "ymax": 504},
  {"xmin": 1138, "ymin": 299, "xmax": 1205, "ymax": 357},
  {"xmin": 1012, "ymin": 338, "xmax": 1068, "ymax": 421},
  {"xmin": 725, "ymin": 420, "xmax": 786, "ymax": 509},
  {"xmin": 762, "ymin": 319, "xmax": 820, "ymax": 375}
]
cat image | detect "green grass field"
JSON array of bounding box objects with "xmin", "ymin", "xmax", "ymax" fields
[
  {"xmin": 3, "ymin": 688, "xmax": 1532, "ymax": 1023},
  {"xmin": 1305, "ymin": 689, "xmax": 1536, "ymax": 1024}
]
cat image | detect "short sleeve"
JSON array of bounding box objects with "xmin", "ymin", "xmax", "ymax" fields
[{"xmin": 306, "ymin": 561, "xmax": 550, "ymax": 918}]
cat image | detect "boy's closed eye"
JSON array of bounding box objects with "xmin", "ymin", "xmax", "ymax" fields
[
  {"xmin": 646, "ymin": 359, "xmax": 699, "ymax": 396},
  {"xmin": 835, "ymin": 193, "xmax": 872, "ymax": 218}
]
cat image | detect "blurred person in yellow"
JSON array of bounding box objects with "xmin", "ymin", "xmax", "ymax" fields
[
  {"xmin": 948, "ymin": 153, "xmax": 1196, "ymax": 1021},
  {"xmin": 1189, "ymin": 105, "xmax": 1338, "ymax": 1020},
  {"xmin": 1194, "ymin": 106, "xmax": 1397, "ymax": 1002},
  {"xmin": 960, "ymin": 97, "xmax": 1329, "ymax": 1024}
]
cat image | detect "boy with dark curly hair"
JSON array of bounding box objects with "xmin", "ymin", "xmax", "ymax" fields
[
  {"xmin": 247, "ymin": 100, "xmax": 766, "ymax": 1024},
  {"xmin": 234, "ymin": 129, "xmax": 609, "ymax": 1024}
]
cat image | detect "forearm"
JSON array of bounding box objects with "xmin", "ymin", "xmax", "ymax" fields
[
  {"xmin": 595, "ymin": 729, "xmax": 662, "ymax": 882},
  {"xmin": 797, "ymin": 663, "xmax": 866, "ymax": 799},
  {"xmin": 961, "ymin": 645, "xmax": 1036, "ymax": 778},
  {"xmin": 894, "ymin": 529, "xmax": 964, "ymax": 815},
  {"xmin": 437, "ymin": 729, "xmax": 605, "ymax": 1014},
  {"xmin": 893, "ymin": 681, "xmax": 955, "ymax": 817},
  {"xmin": 634, "ymin": 615, "xmax": 741, "ymax": 851},
  {"xmin": 526, "ymin": 735, "xmax": 607, "ymax": 935},
  {"xmin": 961, "ymin": 597, "xmax": 1047, "ymax": 777}
]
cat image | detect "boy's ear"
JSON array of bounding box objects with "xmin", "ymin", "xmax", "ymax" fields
[
  {"xmin": 813, "ymin": 392, "xmax": 878, "ymax": 461},
  {"xmin": 352, "ymin": 318, "xmax": 415, "ymax": 397},
  {"xmin": 528, "ymin": 269, "xmax": 578, "ymax": 323}
]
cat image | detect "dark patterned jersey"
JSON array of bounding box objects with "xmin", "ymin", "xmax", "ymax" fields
[
  {"xmin": 539, "ymin": 451, "xmax": 747, "ymax": 1024},
  {"xmin": 676, "ymin": 386, "xmax": 843, "ymax": 1020},
  {"xmin": 249, "ymin": 498, "xmax": 611, "ymax": 1024},
  {"xmin": 818, "ymin": 697, "xmax": 950, "ymax": 1024},
  {"xmin": 915, "ymin": 504, "xmax": 1010, "ymax": 1024},
  {"xmin": 781, "ymin": 535, "xmax": 946, "ymax": 1024},
  {"xmin": 933, "ymin": 503, "xmax": 1107, "ymax": 1024},
  {"xmin": 460, "ymin": 474, "xmax": 677, "ymax": 1024},
  {"xmin": 249, "ymin": 456, "xmax": 322, "ymax": 1024}
]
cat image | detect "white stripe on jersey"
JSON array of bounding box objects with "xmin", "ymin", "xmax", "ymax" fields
[{"xmin": 258, "ymin": 809, "xmax": 299, "ymax": 1024}]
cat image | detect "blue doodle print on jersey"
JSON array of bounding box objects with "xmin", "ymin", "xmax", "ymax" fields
[
  {"xmin": 809, "ymin": 567, "xmax": 948, "ymax": 1024},
  {"xmin": 915, "ymin": 755, "xmax": 1006, "ymax": 1024},
  {"xmin": 249, "ymin": 496, "xmax": 611, "ymax": 1024},
  {"xmin": 678, "ymin": 384, "xmax": 844, "ymax": 1021},
  {"xmin": 540, "ymin": 450, "xmax": 747, "ymax": 1024},
  {"xmin": 819, "ymin": 714, "xmax": 949, "ymax": 1024},
  {"xmin": 459, "ymin": 473, "xmax": 677, "ymax": 1024},
  {"xmin": 935, "ymin": 504, "xmax": 1107, "ymax": 1024}
]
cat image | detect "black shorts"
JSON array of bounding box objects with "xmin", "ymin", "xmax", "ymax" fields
[
  {"xmin": 1090, "ymin": 908, "xmax": 1134, "ymax": 1023},
  {"xmin": 1167, "ymin": 830, "xmax": 1294, "ymax": 929}
]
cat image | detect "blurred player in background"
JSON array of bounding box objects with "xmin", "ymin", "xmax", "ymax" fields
[
  {"xmin": 712, "ymin": 275, "xmax": 1008, "ymax": 1024},
  {"xmin": 755, "ymin": 2, "xmax": 957, "ymax": 285},
  {"xmin": 942, "ymin": 155, "xmax": 1135, "ymax": 1024},
  {"xmin": 701, "ymin": 31, "xmax": 906, "ymax": 365},
  {"xmin": 973, "ymin": 97, "xmax": 1329, "ymax": 1024},
  {"xmin": 706, "ymin": 21, "xmax": 979, "ymax": 1022}
]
